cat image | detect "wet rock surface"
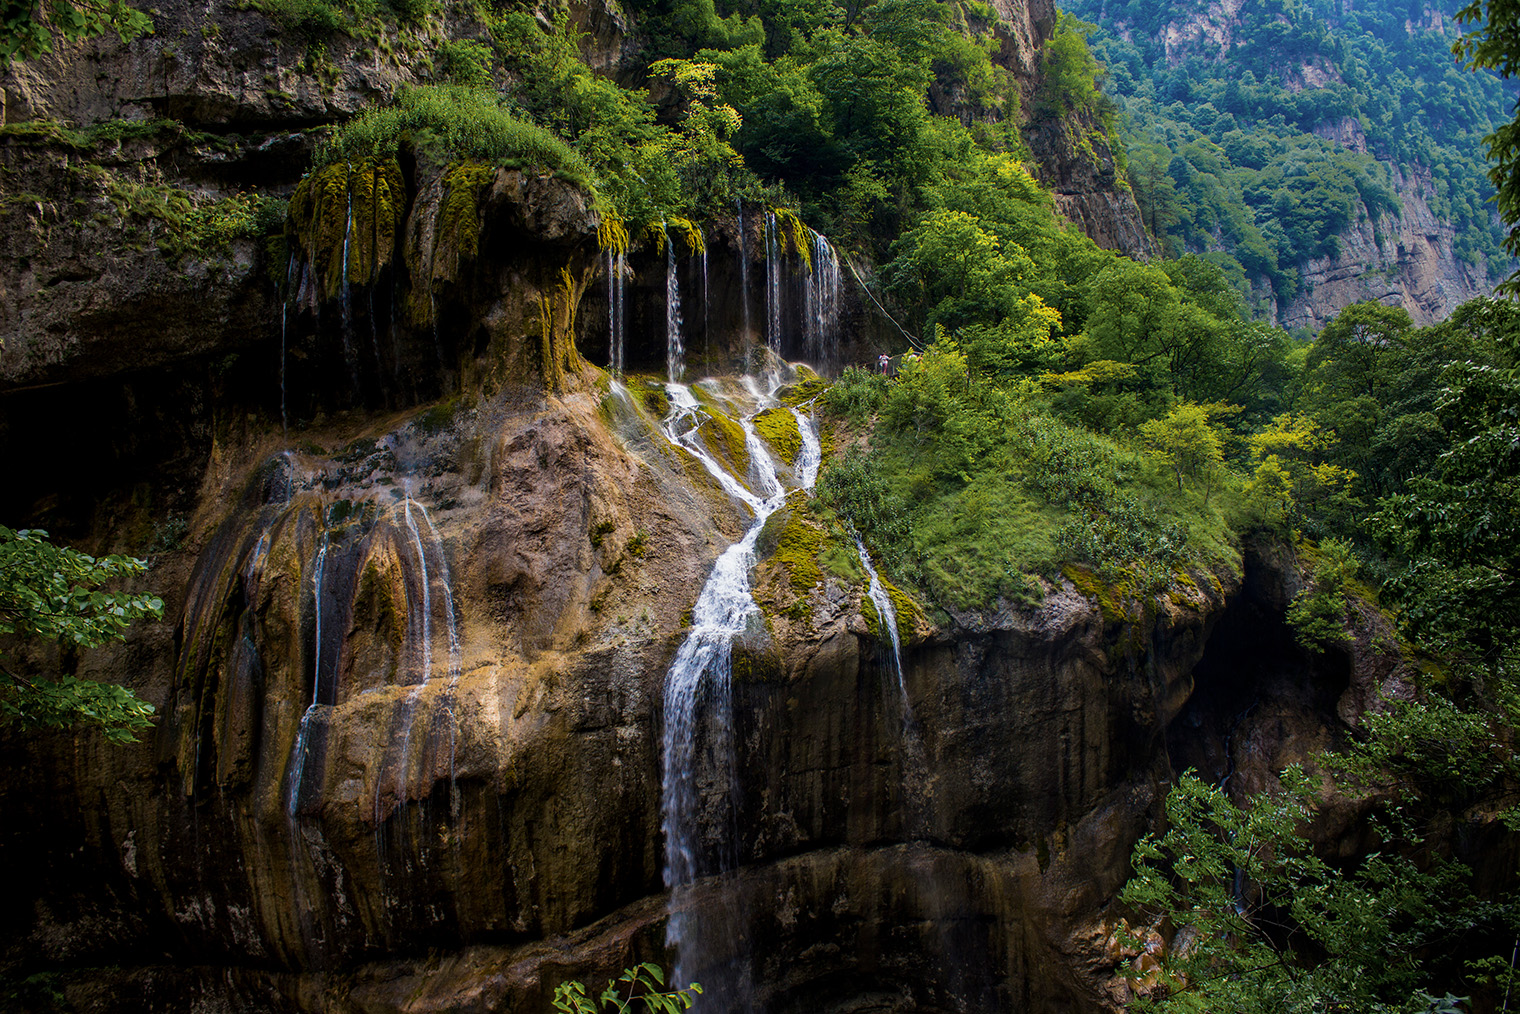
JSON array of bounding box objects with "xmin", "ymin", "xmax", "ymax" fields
[{"xmin": 0, "ymin": 363, "xmax": 1394, "ymax": 1013}]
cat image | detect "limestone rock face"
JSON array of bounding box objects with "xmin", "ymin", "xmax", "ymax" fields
[
  {"xmin": 1275, "ymin": 162, "xmax": 1497, "ymax": 330},
  {"xmin": 0, "ymin": 366, "xmax": 1255, "ymax": 1011}
]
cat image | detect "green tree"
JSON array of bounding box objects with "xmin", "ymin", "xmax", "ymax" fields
[
  {"xmin": 1121, "ymin": 768, "xmax": 1491, "ymax": 1013},
  {"xmin": 1455, "ymin": 0, "xmax": 1520, "ymax": 292},
  {"xmin": 1302, "ymin": 302, "xmax": 1415, "ymax": 499},
  {"xmin": 0, "ymin": 526, "xmax": 162, "ymax": 742},
  {"xmin": 1, "ymin": 0, "xmax": 152, "ymax": 64},
  {"xmin": 1139, "ymin": 401, "xmax": 1228, "ymax": 502}
]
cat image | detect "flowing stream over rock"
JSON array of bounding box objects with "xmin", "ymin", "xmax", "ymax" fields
[
  {"xmin": 765, "ymin": 213, "xmax": 782, "ymax": 354},
  {"xmin": 659, "ymin": 377, "xmax": 819, "ymax": 1001}
]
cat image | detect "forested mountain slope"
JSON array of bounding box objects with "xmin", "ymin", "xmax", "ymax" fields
[{"xmin": 1066, "ymin": 0, "xmax": 1518, "ymax": 328}]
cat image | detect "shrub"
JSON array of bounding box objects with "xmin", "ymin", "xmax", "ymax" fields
[
  {"xmin": 439, "ymin": 39, "xmax": 494, "ymax": 87},
  {"xmin": 820, "ymin": 366, "xmax": 888, "ymax": 424}
]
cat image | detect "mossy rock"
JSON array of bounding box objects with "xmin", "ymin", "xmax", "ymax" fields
[
  {"xmin": 288, "ymin": 157, "xmax": 406, "ymax": 300},
  {"xmin": 767, "ymin": 505, "xmax": 828, "ymax": 593},
  {"xmin": 753, "ymin": 407, "xmax": 801, "ymax": 466},
  {"xmin": 699, "ymin": 409, "xmax": 750, "ymax": 480},
  {"xmin": 1061, "ymin": 564, "xmax": 1131, "ymax": 624},
  {"xmin": 732, "ymin": 639, "xmax": 785, "ymax": 684},
  {"xmin": 640, "ymin": 384, "xmax": 670, "ymax": 418},
  {"xmin": 431, "ymin": 162, "xmax": 496, "ymax": 281},
  {"xmin": 883, "ymin": 578, "xmax": 921, "ymax": 645}
]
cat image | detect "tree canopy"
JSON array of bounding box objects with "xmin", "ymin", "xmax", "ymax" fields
[{"xmin": 0, "ymin": 526, "xmax": 161, "ymax": 743}]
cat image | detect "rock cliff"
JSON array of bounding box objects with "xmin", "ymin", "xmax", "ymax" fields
[
  {"xmin": 0, "ymin": 2, "xmax": 1397, "ymax": 1012},
  {"xmin": 1274, "ymin": 160, "xmax": 1496, "ymax": 330}
]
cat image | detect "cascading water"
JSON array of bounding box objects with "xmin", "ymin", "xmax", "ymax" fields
[
  {"xmin": 855, "ymin": 539, "xmax": 904, "ymax": 703},
  {"xmin": 281, "ymin": 254, "xmax": 296, "ymax": 434},
  {"xmin": 416, "ymin": 500, "xmax": 462, "ymax": 795},
  {"xmin": 660, "ymin": 378, "xmax": 818, "ymax": 1000},
  {"xmin": 375, "ymin": 490, "xmax": 463, "ymax": 856},
  {"xmin": 607, "ymin": 248, "xmax": 626, "ymax": 376},
  {"xmin": 802, "ymin": 229, "xmax": 842, "ymax": 368},
  {"xmin": 339, "ymin": 167, "xmax": 360, "ymax": 392},
  {"xmin": 286, "ymin": 530, "xmax": 330, "ymax": 817},
  {"xmin": 701, "ymin": 230, "xmax": 710, "ymax": 364},
  {"xmin": 666, "ymin": 230, "xmax": 685, "ymax": 383},
  {"xmin": 764, "ymin": 213, "xmax": 782, "ymax": 354}
]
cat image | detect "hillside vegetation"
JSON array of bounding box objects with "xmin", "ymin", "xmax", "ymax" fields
[{"xmin": 1066, "ymin": 0, "xmax": 1516, "ymax": 313}]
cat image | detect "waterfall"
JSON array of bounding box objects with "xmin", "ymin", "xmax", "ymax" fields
[
  {"xmin": 764, "ymin": 212, "xmax": 782, "ymax": 354},
  {"xmin": 794, "ymin": 405, "xmax": 822, "ymax": 503},
  {"xmin": 737, "ymin": 201, "xmax": 750, "ymax": 345},
  {"xmin": 377, "ymin": 492, "xmax": 463, "ymax": 843},
  {"xmin": 660, "ymin": 378, "xmax": 819, "ymax": 997},
  {"xmin": 666, "ymin": 230, "xmax": 685, "ymax": 383},
  {"xmin": 701, "ymin": 231, "xmax": 709, "ymax": 365},
  {"xmin": 417, "ymin": 496, "xmax": 462, "ymax": 782},
  {"xmin": 401, "ymin": 497, "xmax": 434, "ymax": 681},
  {"xmin": 606, "ymin": 248, "xmax": 626, "ymax": 376},
  {"xmin": 855, "ymin": 538, "xmax": 905, "ymax": 704},
  {"xmin": 340, "ymin": 168, "xmax": 360, "ymax": 393},
  {"xmin": 803, "ymin": 230, "xmax": 842, "ymax": 368},
  {"xmin": 286, "ymin": 530, "xmax": 330, "ymax": 817}
]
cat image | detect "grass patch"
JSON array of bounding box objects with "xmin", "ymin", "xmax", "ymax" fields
[{"xmin": 314, "ymin": 85, "xmax": 595, "ymax": 191}]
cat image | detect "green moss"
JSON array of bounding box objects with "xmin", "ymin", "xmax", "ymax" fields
[
  {"xmin": 431, "ymin": 163, "xmax": 495, "ymax": 280},
  {"xmin": 818, "ymin": 540, "xmax": 863, "ymax": 583},
  {"xmin": 589, "ymin": 520, "xmax": 616, "ymax": 548},
  {"xmin": 778, "ymin": 368, "xmax": 830, "ymax": 408},
  {"xmin": 732, "ymin": 643, "xmax": 785, "ymax": 683},
  {"xmin": 753, "ymin": 407, "xmax": 801, "ymax": 466},
  {"xmin": 641, "ymin": 385, "xmax": 670, "ymax": 418},
  {"xmin": 287, "ymin": 157, "xmax": 406, "ymax": 300},
  {"xmin": 772, "ymin": 508, "xmax": 827, "ymax": 592},
  {"xmin": 883, "ymin": 579, "xmax": 921, "ymax": 645},
  {"xmin": 66, "ymin": 162, "xmax": 280, "ymax": 264},
  {"xmin": 700, "ymin": 409, "xmax": 751, "ymax": 479},
  {"xmin": 1061, "ymin": 563, "xmax": 1129, "ymax": 624}
]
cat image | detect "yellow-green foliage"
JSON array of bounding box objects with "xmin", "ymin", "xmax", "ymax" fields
[
  {"xmin": 773, "ymin": 207, "xmax": 812, "ymax": 269},
  {"xmin": 752, "ymin": 408, "xmax": 801, "ymax": 466},
  {"xmin": 315, "ymin": 86, "xmax": 595, "ymax": 190},
  {"xmin": 287, "ymin": 157, "xmax": 406, "ymax": 300},
  {"xmin": 432, "ymin": 163, "xmax": 495, "ymax": 278},
  {"xmin": 72, "ymin": 164, "xmax": 278, "ymax": 262},
  {"xmin": 598, "ymin": 212, "xmax": 630, "ymax": 255},
  {"xmin": 668, "ymin": 216, "xmax": 705, "ymax": 254}
]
